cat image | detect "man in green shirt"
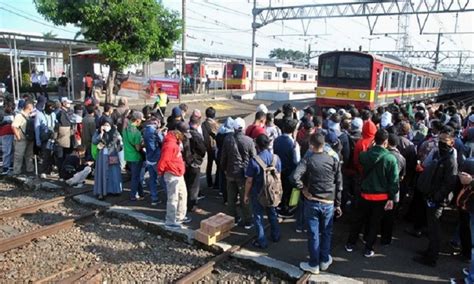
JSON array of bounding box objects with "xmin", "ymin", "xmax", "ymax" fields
[{"xmin": 123, "ymin": 111, "xmax": 145, "ymax": 201}]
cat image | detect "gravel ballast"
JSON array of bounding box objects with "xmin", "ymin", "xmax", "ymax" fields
[
  {"xmin": 0, "ymin": 182, "xmax": 63, "ymax": 211},
  {"xmin": 0, "ymin": 216, "xmax": 215, "ymax": 282},
  {"xmin": 0, "ymin": 200, "xmax": 91, "ymax": 239}
]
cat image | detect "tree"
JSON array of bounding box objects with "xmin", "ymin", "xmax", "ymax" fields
[
  {"xmin": 269, "ymin": 48, "xmax": 306, "ymax": 61},
  {"xmin": 34, "ymin": 0, "xmax": 181, "ymax": 102},
  {"xmin": 42, "ymin": 31, "xmax": 57, "ymax": 39}
]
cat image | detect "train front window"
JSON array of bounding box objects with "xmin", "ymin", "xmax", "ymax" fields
[
  {"xmin": 337, "ymin": 55, "xmax": 371, "ymax": 79},
  {"xmin": 320, "ymin": 55, "xmax": 336, "ymax": 78},
  {"xmin": 231, "ymin": 64, "xmax": 244, "ymax": 79}
]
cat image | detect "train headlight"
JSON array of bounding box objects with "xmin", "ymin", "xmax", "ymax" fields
[
  {"xmin": 359, "ymin": 92, "xmax": 367, "ymax": 99},
  {"xmin": 319, "ymin": 89, "xmax": 326, "ymax": 96}
]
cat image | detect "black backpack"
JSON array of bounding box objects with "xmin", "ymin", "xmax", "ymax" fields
[{"xmin": 20, "ymin": 114, "xmax": 35, "ymax": 141}]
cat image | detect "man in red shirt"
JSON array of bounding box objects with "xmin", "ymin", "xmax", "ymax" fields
[
  {"xmin": 246, "ymin": 111, "xmax": 266, "ymax": 139},
  {"xmin": 83, "ymin": 73, "xmax": 93, "ymax": 99},
  {"xmin": 158, "ymin": 129, "xmax": 189, "ymax": 229}
]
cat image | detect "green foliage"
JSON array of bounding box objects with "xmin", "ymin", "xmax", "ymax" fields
[
  {"xmin": 21, "ymin": 73, "xmax": 31, "ymax": 88},
  {"xmin": 269, "ymin": 48, "xmax": 306, "ymax": 61},
  {"xmin": 42, "ymin": 31, "xmax": 57, "ymax": 39},
  {"xmin": 34, "ymin": 0, "xmax": 181, "ymax": 70}
]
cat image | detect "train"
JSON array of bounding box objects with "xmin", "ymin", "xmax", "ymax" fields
[
  {"xmin": 185, "ymin": 61, "xmax": 318, "ymax": 92},
  {"xmin": 316, "ymin": 51, "xmax": 446, "ymax": 109}
]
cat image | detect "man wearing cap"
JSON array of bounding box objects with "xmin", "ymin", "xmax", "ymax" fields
[
  {"xmin": 221, "ymin": 117, "xmax": 256, "ymax": 229},
  {"xmin": 167, "ymin": 106, "xmax": 184, "ymax": 131},
  {"xmin": 123, "ymin": 111, "xmax": 145, "ymax": 201}
]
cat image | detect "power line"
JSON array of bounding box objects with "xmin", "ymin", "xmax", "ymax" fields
[{"xmin": 0, "ymin": 5, "xmax": 76, "ymax": 34}]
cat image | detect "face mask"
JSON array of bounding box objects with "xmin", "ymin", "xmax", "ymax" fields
[
  {"xmin": 438, "ymin": 141, "xmax": 452, "ymax": 154},
  {"xmin": 103, "ymin": 125, "xmax": 112, "ymax": 132}
]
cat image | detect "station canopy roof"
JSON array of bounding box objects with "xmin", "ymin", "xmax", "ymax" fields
[{"xmin": 0, "ymin": 32, "xmax": 96, "ymax": 53}]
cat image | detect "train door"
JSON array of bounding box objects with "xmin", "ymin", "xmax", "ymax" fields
[{"xmin": 377, "ymin": 68, "xmax": 388, "ymax": 106}]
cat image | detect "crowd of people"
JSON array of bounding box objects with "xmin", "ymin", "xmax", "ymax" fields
[{"xmin": 1, "ymin": 91, "xmax": 474, "ymax": 282}]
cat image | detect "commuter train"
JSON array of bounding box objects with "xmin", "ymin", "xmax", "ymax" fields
[
  {"xmin": 224, "ymin": 62, "xmax": 318, "ymax": 91},
  {"xmin": 186, "ymin": 62, "xmax": 318, "ymax": 92},
  {"xmin": 316, "ymin": 51, "xmax": 444, "ymax": 109}
]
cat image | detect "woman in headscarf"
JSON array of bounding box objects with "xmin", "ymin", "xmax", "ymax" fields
[{"xmin": 92, "ymin": 117, "xmax": 123, "ymax": 200}]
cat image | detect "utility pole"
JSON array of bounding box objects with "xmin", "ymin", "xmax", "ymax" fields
[
  {"xmin": 434, "ymin": 32, "xmax": 442, "ymax": 71},
  {"xmin": 251, "ymin": 0, "xmax": 257, "ymax": 92},
  {"xmin": 307, "ymin": 43, "xmax": 311, "ymax": 68},
  {"xmin": 457, "ymin": 52, "xmax": 463, "ymax": 77},
  {"xmin": 181, "ymin": 0, "xmax": 186, "ymax": 81}
]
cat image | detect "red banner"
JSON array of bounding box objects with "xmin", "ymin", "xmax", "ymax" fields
[{"xmin": 149, "ymin": 77, "xmax": 180, "ymax": 99}]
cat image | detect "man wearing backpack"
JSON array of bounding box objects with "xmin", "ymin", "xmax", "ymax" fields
[
  {"xmin": 291, "ymin": 132, "xmax": 342, "ymax": 274},
  {"xmin": 221, "ymin": 117, "xmax": 256, "ymax": 229},
  {"xmin": 244, "ymin": 134, "xmax": 282, "ymax": 249},
  {"xmin": 345, "ymin": 129, "xmax": 399, "ymax": 258},
  {"xmin": 11, "ymin": 100, "xmax": 35, "ymax": 175},
  {"xmin": 413, "ymin": 128, "xmax": 458, "ymax": 267}
]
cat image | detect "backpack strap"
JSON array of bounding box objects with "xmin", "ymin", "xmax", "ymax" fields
[
  {"xmin": 254, "ymin": 155, "xmax": 267, "ymax": 170},
  {"xmin": 271, "ymin": 155, "xmax": 278, "ymax": 168}
]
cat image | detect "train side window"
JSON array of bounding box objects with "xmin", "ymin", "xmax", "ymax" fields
[
  {"xmin": 246, "ymin": 71, "xmax": 249, "ymax": 78},
  {"xmin": 263, "ymin": 71, "xmax": 272, "ymax": 80},
  {"xmin": 320, "ymin": 55, "xmax": 336, "ymax": 77},
  {"xmin": 406, "ymin": 74, "xmax": 413, "ymax": 89},
  {"xmin": 293, "ymin": 74, "xmax": 298, "ymax": 79},
  {"xmin": 416, "ymin": 76, "xmax": 422, "ymax": 89},
  {"xmin": 275, "ymin": 72, "xmax": 279, "ymax": 78},
  {"xmin": 300, "ymin": 74, "xmax": 307, "ymax": 81},
  {"xmin": 390, "ymin": 71, "xmax": 400, "ymax": 90}
]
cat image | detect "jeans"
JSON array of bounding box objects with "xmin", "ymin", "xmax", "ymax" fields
[
  {"xmin": 146, "ymin": 163, "xmax": 159, "ymax": 202},
  {"xmin": 58, "ymin": 86, "xmax": 67, "ymax": 98},
  {"xmin": 164, "ymin": 172, "xmax": 187, "ymax": 225},
  {"xmin": 1, "ymin": 135, "xmax": 14, "ymax": 171},
  {"xmin": 467, "ymin": 212, "xmax": 474, "ymax": 283},
  {"xmin": 251, "ymin": 194, "xmax": 280, "ymax": 248},
  {"xmin": 347, "ymin": 197, "xmax": 386, "ymax": 251},
  {"xmin": 226, "ymin": 177, "xmax": 252, "ymax": 224},
  {"xmin": 305, "ymin": 199, "xmax": 334, "ymax": 267},
  {"xmin": 295, "ymin": 194, "xmax": 305, "ymax": 231},
  {"xmin": 66, "ymin": 166, "xmax": 91, "ymax": 185},
  {"xmin": 129, "ymin": 161, "xmax": 144, "ymax": 199}
]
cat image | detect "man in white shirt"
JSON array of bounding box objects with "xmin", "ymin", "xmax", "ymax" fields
[
  {"xmin": 39, "ymin": 71, "xmax": 49, "ymax": 100},
  {"xmin": 30, "ymin": 71, "xmax": 41, "ymax": 100}
]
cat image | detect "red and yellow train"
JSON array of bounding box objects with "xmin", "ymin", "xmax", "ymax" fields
[{"xmin": 316, "ymin": 51, "xmax": 443, "ymax": 109}]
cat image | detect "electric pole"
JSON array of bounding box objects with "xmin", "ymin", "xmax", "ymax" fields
[
  {"xmin": 251, "ymin": 0, "xmax": 257, "ymax": 92},
  {"xmin": 181, "ymin": 0, "xmax": 186, "ymax": 79},
  {"xmin": 434, "ymin": 32, "xmax": 442, "ymax": 71}
]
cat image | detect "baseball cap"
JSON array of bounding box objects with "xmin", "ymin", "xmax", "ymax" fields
[
  {"xmin": 61, "ymin": 97, "xmax": 72, "ymax": 104},
  {"xmin": 172, "ymin": 106, "xmax": 182, "ymax": 117},
  {"xmin": 256, "ymin": 104, "xmax": 268, "ymax": 114},
  {"xmin": 132, "ymin": 111, "xmax": 145, "ymax": 121},
  {"xmin": 351, "ymin": 117, "xmax": 363, "ymax": 131},
  {"xmin": 233, "ymin": 117, "xmax": 246, "ymax": 130},
  {"xmin": 327, "ymin": 108, "xmax": 336, "ymax": 115},
  {"xmin": 176, "ymin": 121, "xmax": 191, "ymax": 138}
]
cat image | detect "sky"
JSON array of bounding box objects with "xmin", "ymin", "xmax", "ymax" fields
[{"xmin": 0, "ymin": 0, "xmax": 473, "ymax": 69}]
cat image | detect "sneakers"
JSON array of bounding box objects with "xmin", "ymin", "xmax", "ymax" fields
[
  {"xmin": 345, "ymin": 244, "xmax": 354, "ymax": 252},
  {"xmin": 178, "ymin": 216, "xmax": 192, "ymax": 224},
  {"xmin": 277, "ymin": 210, "xmax": 294, "ymax": 218},
  {"xmin": 73, "ymin": 183, "xmax": 84, "ymax": 189},
  {"xmin": 463, "ymin": 268, "xmax": 470, "ymax": 277},
  {"xmin": 299, "ymin": 262, "xmax": 319, "ymax": 274},
  {"xmin": 40, "ymin": 173, "xmax": 47, "ymax": 179},
  {"xmin": 243, "ymin": 222, "xmax": 254, "ymax": 230},
  {"xmin": 320, "ymin": 255, "xmax": 333, "ymax": 271},
  {"xmin": 295, "ymin": 228, "xmax": 304, "ymax": 233},
  {"xmin": 151, "ymin": 200, "xmax": 162, "ymax": 206},
  {"xmin": 364, "ymin": 250, "xmax": 375, "ymax": 258}
]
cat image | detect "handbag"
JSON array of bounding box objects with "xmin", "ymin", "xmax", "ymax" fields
[{"xmin": 108, "ymin": 155, "xmax": 120, "ymax": 165}]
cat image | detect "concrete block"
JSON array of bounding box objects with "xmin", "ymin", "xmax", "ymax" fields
[
  {"xmin": 200, "ymin": 213, "xmax": 234, "ymax": 235},
  {"xmin": 195, "ymin": 229, "xmax": 230, "ymax": 246}
]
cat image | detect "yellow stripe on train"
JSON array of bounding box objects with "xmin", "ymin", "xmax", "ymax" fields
[{"xmin": 317, "ymin": 87, "xmax": 374, "ymax": 102}]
